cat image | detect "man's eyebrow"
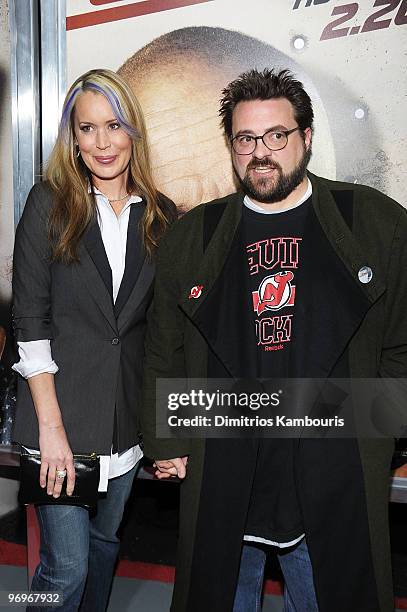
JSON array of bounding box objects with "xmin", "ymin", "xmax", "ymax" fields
[
  {"xmin": 234, "ymin": 125, "xmax": 290, "ymax": 137},
  {"xmin": 234, "ymin": 129, "xmax": 256, "ymax": 137}
]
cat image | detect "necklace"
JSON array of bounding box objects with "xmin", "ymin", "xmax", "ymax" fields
[{"xmin": 106, "ymin": 193, "xmax": 129, "ymax": 203}]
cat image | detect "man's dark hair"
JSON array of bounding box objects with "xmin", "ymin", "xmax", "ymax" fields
[{"xmin": 219, "ymin": 68, "xmax": 314, "ymax": 140}]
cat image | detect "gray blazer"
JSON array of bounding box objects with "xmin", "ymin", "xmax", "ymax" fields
[{"xmin": 12, "ymin": 181, "xmax": 169, "ymax": 454}]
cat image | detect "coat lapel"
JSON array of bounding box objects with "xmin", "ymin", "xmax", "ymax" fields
[
  {"xmin": 114, "ymin": 202, "xmax": 146, "ymax": 317},
  {"xmin": 77, "ymin": 202, "xmax": 153, "ymax": 334},
  {"xmin": 83, "ymin": 219, "xmax": 113, "ymax": 296},
  {"xmin": 116, "ymin": 194, "xmax": 155, "ymax": 333},
  {"xmin": 290, "ymin": 173, "xmax": 386, "ymax": 377},
  {"xmin": 117, "ymin": 257, "xmax": 154, "ymax": 332},
  {"xmin": 193, "ymin": 224, "xmax": 258, "ymax": 378},
  {"xmin": 178, "ymin": 192, "xmax": 243, "ymax": 321},
  {"xmin": 78, "ymin": 219, "xmax": 117, "ymax": 333},
  {"xmin": 309, "ymin": 172, "xmax": 385, "ymax": 303},
  {"xmin": 178, "ymin": 193, "xmax": 258, "ymax": 378}
]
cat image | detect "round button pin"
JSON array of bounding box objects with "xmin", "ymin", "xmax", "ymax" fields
[{"xmin": 358, "ymin": 266, "xmax": 373, "ymax": 284}]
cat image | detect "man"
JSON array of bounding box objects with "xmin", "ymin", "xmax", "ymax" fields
[{"xmin": 142, "ymin": 69, "xmax": 407, "ymax": 611}]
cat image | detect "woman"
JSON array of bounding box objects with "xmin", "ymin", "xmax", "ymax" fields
[{"xmin": 12, "ymin": 69, "xmax": 176, "ymax": 611}]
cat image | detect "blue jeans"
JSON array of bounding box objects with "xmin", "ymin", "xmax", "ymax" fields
[
  {"xmin": 28, "ymin": 463, "xmax": 138, "ymax": 612},
  {"xmin": 233, "ymin": 539, "xmax": 319, "ymax": 612}
]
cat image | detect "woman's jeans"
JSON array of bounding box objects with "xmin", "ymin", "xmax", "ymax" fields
[
  {"xmin": 233, "ymin": 539, "xmax": 319, "ymax": 612},
  {"xmin": 28, "ymin": 463, "xmax": 138, "ymax": 612}
]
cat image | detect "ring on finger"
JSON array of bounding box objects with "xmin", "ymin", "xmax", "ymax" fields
[{"xmin": 56, "ymin": 469, "xmax": 67, "ymax": 480}]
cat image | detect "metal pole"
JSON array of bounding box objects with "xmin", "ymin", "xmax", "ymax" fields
[{"xmin": 9, "ymin": 0, "xmax": 40, "ymax": 224}]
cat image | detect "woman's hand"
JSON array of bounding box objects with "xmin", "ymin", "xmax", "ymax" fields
[
  {"xmin": 27, "ymin": 372, "xmax": 75, "ymax": 498},
  {"xmin": 39, "ymin": 423, "xmax": 75, "ymax": 497}
]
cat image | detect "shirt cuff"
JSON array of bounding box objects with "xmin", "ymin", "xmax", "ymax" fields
[{"xmin": 12, "ymin": 340, "xmax": 59, "ymax": 379}]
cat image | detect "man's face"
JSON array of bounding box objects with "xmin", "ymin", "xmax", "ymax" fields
[{"xmin": 231, "ymin": 98, "xmax": 312, "ymax": 207}]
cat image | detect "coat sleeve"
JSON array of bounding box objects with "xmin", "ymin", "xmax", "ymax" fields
[
  {"xmin": 12, "ymin": 183, "xmax": 53, "ymax": 342},
  {"xmin": 378, "ymin": 207, "xmax": 407, "ymax": 379},
  {"xmin": 141, "ymin": 228, "xmax": 192, "ymax": 461}
]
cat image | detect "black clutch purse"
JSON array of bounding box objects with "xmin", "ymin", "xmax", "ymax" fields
[{"xmin": 19, "ymin": 450, "xmax": 100, "ymax": 508}]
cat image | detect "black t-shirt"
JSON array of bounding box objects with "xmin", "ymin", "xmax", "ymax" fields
[
  {"xmin": 243, "ymin": 197, "xmax": 310, "ymax": 378},
  {"xmin": 242, "ymin": 196, "xmax": 311, "ymax": 543}
]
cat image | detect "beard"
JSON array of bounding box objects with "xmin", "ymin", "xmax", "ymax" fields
[{"xmin": 236, "ymin": 144, "xmax": 312, "ymax": 204}]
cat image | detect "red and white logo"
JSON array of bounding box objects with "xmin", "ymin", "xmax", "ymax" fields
[
  {"xmin": 252, "ymin": 271, "xmax": 295, "ymax": 315},
  {"xmin": 189, "ymin": 285, "xmax": 203, "ymax": 299}
]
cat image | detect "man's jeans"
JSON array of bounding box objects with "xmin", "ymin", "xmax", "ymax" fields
[
  {"xmin": 28, "ymin": 463, "xmax": 138, "ymax": 612},
  {"xmin": 233, "ymin": 539, "xmax": 319, "ymax": 612}
]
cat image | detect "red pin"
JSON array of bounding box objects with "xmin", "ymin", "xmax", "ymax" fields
[{"xmin": 189, "ymin": 285, "xmax": 203, "ymax": 299}]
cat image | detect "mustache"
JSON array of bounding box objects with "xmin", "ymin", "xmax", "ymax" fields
[{"xmin": 247, "ymin": 158, "xmax": 282, "ymax": 171}]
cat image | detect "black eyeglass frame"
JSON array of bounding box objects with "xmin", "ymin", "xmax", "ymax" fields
[{"xmin": 230, "ymin": 126, "xmax": 301, "ymax": 155}]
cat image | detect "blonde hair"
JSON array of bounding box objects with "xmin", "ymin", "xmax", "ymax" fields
[{"xmin": 46, "ymin": 68, "xmax": 173, "ymax": 262}]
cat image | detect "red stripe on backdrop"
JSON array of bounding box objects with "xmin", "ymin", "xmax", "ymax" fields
[
  {"xmin": 66, "ymin": 0, "xmax": 214, "ymax": 30},
  {"xmin": 264, "ymin": 579, "xmax": 283, "ymax": 596},
  {"xmin": 1, "ymin": 540, "xmax": 407, "ymax": 609},
  {"xmin": 0, "ymin": 541, "xmax": 27, "ymax": 566},
  {"xmin": 116, "ymin": 560, "xmax": 175, "ymax": 582}
]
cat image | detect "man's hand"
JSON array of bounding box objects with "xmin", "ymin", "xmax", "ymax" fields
[{"xmin": 154, "ymin": 456, "xmax": 188, "ymax": 480}]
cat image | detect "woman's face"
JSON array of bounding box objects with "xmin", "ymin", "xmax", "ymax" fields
[{"xmin": 73, "ymin": 90, "xmax": 132, "ymax": 186}]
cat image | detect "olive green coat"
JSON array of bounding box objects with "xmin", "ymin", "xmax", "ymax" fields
[{"xmin": 142, "ymin": 173, "xmax": 407, "ymax": 611}]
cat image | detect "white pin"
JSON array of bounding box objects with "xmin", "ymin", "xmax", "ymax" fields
[{"xmin": 358, "ymin": 266, "xmax": 373, "ymax": 284}]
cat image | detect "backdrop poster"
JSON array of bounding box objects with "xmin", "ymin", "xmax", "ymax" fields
[{"xmin": 66, "ymin": 0, "xmax": 406, "ymax": 212}]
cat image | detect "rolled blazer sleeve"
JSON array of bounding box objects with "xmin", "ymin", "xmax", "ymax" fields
[
  {"xmin": 12, "ymin": 340, "xmax": 59, "ymax": 379},
  {"xmin": 12, "ymin": 183, "xmax": 53, "ymax": 342}
]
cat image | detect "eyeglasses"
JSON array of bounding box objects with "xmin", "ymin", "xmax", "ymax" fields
[{"xmin": 231, "ymin": 127, "xmax": 301, "ymax": 155}]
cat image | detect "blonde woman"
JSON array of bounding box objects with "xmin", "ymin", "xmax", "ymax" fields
[{"xmin": 12, "ymin": 69, "xmax": 176, "ymax": 611}]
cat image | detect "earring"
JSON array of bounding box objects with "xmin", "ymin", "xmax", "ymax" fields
[{"xmin": 75, "ymin": 145, "xmax": 81, "ymax": 158}]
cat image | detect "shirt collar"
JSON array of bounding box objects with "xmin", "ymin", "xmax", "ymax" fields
[
  {"xmin": 244, "ymin": 177, "xmax": 312, "ymax": 215},
  {"xmin": 89, "ymin": 186, "xmax": 142, "ymax": 217}
]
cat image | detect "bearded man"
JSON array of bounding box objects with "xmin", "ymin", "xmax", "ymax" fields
[{"xmin": 142, "ymin": 68, "xmax": 407, "ymax": 612}]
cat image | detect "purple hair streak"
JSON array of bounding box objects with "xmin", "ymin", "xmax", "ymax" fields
[{"xmin": 60, "ymin": 80, "xmax": 140, "ymax": 141}]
